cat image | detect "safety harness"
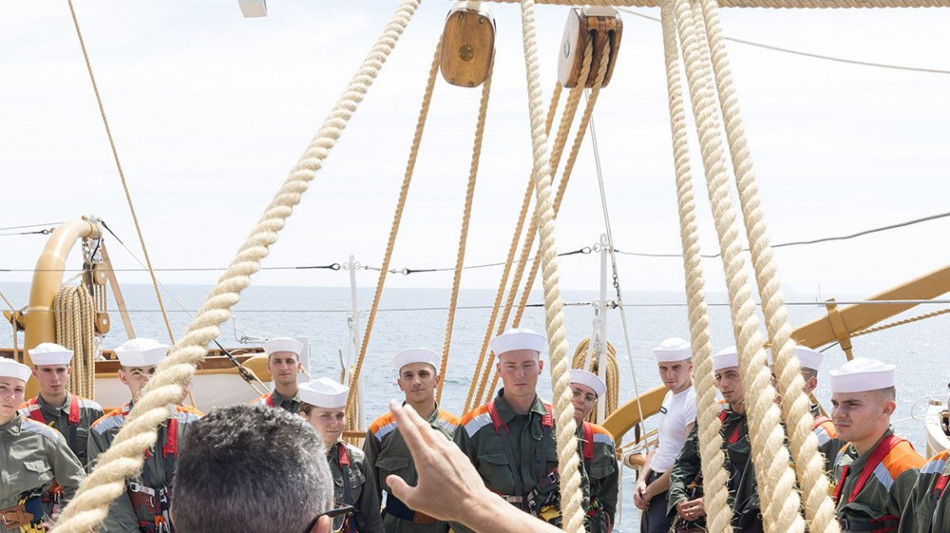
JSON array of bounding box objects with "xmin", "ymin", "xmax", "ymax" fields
[
  {"xmin": 719, "ymin": 409, "xmax": 742, "ymax": 445},
  {"xmin": 25, "ymin": 395, "xmax": 83, "ymax": 463},
  {"xmin": 833, "ymin": 435, "xmax": 903, "ymax": 532},
  {"xmin": 580, "ymin": 422, "xmax": 612, "ymax": 531},
  {"xmin": 922, "ymin": 465, "xmax": 950, "ymax": 533},
  {"xmin": 485, "ymin": 400, "xmax": 555, "ymax": 516},
  {"xmin": 335, "ymin": 442, "xmax": 367, "ymax": 533},
  {"xmin": 126, "ymin": 404, "xmax": 177, "ymax": 533}
]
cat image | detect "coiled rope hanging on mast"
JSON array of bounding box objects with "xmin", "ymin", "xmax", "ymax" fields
[{"xmin": 51, "ymin": 2, "xmax": 421, "ymax": 531}]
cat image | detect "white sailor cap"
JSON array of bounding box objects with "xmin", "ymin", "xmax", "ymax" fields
[
  {"xmin": 653, "ymin": 337, "xmax": 692, "ymax": 362},
  {"xmin": 490, "ymin": 328, "xmax": 546, "ymax": 357},
  {"xmin": 765, "ymin": 344, "xmax": 824, "ymax": 372},
  {"xmin": 114, "ymin": 338, "xmax": 168, "ymax": 368},
  {"xmin": 299, "ymin": 377, "xmax": 349, "ymax": 409},
  {"xmin": 28, "ymin": 342, "xmax": 74, "ymax": 366},
  {"xmin": 264, "ymin": 337, "xmax": 304, "ymax": 357},
  {"xmin": 0, "ymin": 357, "xmax": 32, "ymax": 383},
  {"xmin": 393, "ymin": 348, "xmax": 440, "ymax": 373},
  {"xmin": 570, "ymin": 369, "xmax": 607, "ymax": 397},
  {"xmin": 829, "ymin": 357, "xmax": 895, "ymax": 393},
  {"xmin": 712, "ymin": 345, "xmax": 739, "ymax": 372}
]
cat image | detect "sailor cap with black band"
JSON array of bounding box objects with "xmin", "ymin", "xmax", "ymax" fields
[
  {"xmin": 570, "ymin": 369, "xmax": 607, "ymax": 398},
  {"xmin": 299, "ymin": 377, "xmax": 349, "ymax": 409},
  {"xmin": 652, "ymin": 337, "xmax": 692, "ymax": 362},
  {"xmin": 489, "ymin": 328, "xmax": 546, "ymax": 356},
  {"xmin": 114, "ymin": 338, "xmax": 168, "ymax": 368},
  {"xmin": 393, "ymin": 348, "xmax": 441, "ymax": 374},
  {"xmin": 0, "ymin": 357, "xmax": 32, "ymax": 383},
  {"xmin": 28, "ymin": 342, "xmax": 74, "ymax": 366},
  {"xmin": 764, "ymin": 344, "xmax": 825, "ymax": 371},
  {"xmin": 264, "ymin": 337, "xmax": 304, "ymax": 357},
  {"xmin": 829, "ymin": 357, "xmax": 896, "ymax": 393},
  {"xmin": 712, "ymin": 345, "xmax": 739, "ymax": 372}
]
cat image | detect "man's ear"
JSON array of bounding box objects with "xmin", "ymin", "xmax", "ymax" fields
[{"xmin": 310, "ymin": 515, "xmax": 332, "ymax": 533}]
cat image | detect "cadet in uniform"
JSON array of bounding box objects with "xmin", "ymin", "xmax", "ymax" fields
[
  {"xmin": 454, "ymin": 329, "xmax": 585, "ymax": 532},
  {"xmin": 364, "ymin": 348, "xmax": 459, "ymax": 532},
  {"xmin": 898, "ymin": 448, "xmax": 950, "ymax": 533},
  {"xmin": 667, "ymin": 346, "xmax": 760, "ymax": 532},
  {"xmin": 250, "ymin": 337, "xmax": 304, "ymax": 414},
  {"xmin": 829, "ymin": 358, "xmax": 924, "ymax": 533},
  {"xmin": 88, "ymin": 338, "xmax": 203, "ymax": 533},
  {"xmin": 19, "ymin": 343, "xmax": 104, "ymax": 469},
  {"xmin": 1, "ymin": 357, "xmax": 85, "ymax": 532},
  {"xmin": 569, "ymin": 369, "xmax": 618, "ymax": 532},
  {"xmin": 635, "ymin": 338, "xmax": 696, "ymax": 533},
  {"xmin": 765, "ymin": 344, "xmax": 842, "ymax": 474},
  {"xmin": 299, "ymin": 377, "xmax": 383, "ymax": 533}
]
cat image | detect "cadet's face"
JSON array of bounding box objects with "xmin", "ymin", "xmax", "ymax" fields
[
  {"xmin": 267, "ymin": 352, "xmax": 301, "ymax": 387},
  {"xmin": 33, "ymin": 365, "xmax": 70, "ymax": 397},
  {"xmin": 496, "ymin": 350, "xmax": 543, "ymax": 400},
  {"xmin": 0, "ymin": 377, "xmax": 27, "ymax": 422},
  {"xmin": 831, "ymin": 391, "xmax": 894, "ymax": 444},
  {"xmin": 571, "ymin": 383, "xmax": 598, "ymax": 424},
  {"xmin": 118, "ymin": 365, "xmax": 157, "ymax": 401},
  {"xmin": 714, "ymin": 367, "xmax": 743, "ymax": 405},
  {"xmin": 657, "ymin": 360, "xmax": 692, "ymax": 394},
  {"xmin": 397, "ymin": 363, "xmax": 439, "ymax": 404},
  {"xmin": 304, "ymin": 407, "xmax": 346, "ymax": 448}
]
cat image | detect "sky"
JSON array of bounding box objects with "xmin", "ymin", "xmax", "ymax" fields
[{"xmin": 2, "ymin": 1, "xmax": 949, "ymax": 304}]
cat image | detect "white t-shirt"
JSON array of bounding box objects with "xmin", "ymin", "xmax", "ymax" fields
[{"xmin": 649, "ymin": 385, "xmax": 697, "ymax": 474}]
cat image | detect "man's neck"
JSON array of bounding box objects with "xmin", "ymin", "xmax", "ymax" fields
[
  {"xmin": 407, "ymin": 398, "xmax": 437, "ymax": 420},
  {"xmin": 504, "ymin": 392, "xmax": 537, "ymax": 415},
  {"xmin": 853, "ymin": 426, "xmax": 889, "ymax": 457},
  {"xmin": 40, "ymin": 391, "xmax": 67, "ymax": 408},
  {"xmin": 730, "ymin": 398, "xmax": 747, "ymax": 415},
  {"xmin": 274, "ymin": 382, "xmax": 298, "ymax": 399},
  {"xmin": 671, "ymin": 380, "xmax": 693, "ymax": 395}
]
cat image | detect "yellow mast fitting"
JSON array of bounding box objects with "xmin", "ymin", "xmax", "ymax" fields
[
  {"xmin": 440, "ymin": 1, "xmax": 495, "ymax": 88},
  {"xmin": 558, "ymin": 6, "xmax": 623, "ymax": 89}
]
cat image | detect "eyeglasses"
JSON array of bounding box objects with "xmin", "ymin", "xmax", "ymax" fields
[
  {"xmin": 571, "ymin": 387, "xmax": 597, "ymax": 404},
  {"xmin": 302, "ymin": 504, "xmax": 356, "ymax": 533}
]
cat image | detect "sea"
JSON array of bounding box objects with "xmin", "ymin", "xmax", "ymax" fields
[{"xmin": 2, "ymin": 282, "xmax": 947, "ymax": 531}]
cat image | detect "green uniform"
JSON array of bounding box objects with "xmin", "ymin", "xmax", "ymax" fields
[
  {"xmin": 832, "ymin": 429, "xmax": 924, "ymax": 533},
  {"xmin": 88, "ymin": 402, "xmax": 203, "ymax": 533},
  {"xmin": 19, "ymin": 392, "xmax": 104, "ymax": 468},
  {"xmin": 1, "ymin": 413, "xmax": 85, "ymax": 532},
  {"xmin": 364, "ymin": 404, "xmax": 460, "ymax": 532},
  {"xmin": 898, "ymin": 450, "xmax": 950, "ymax": 533},
  {"xmin": 578, "ymin": 421, "xmax": 618, "ymax": 533},
  {"xmin": 667, "ymin": 405, "xmax": 760, "ymax": 531},
  {"xmin": 327, "ymin": 440, "xmax": 384, "ymax": 533},
  {"xmin": 453, "ymin": 390, "xmax": 588, "ymax": 533},
  {"xmin": 250, "ymin": 389, "xmax": 300, "ymax": 414}
]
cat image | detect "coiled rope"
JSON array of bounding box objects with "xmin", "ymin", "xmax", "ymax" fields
[
  {"xmin": 50, "ymin": 2, "xmax": 420, "ymax": 531},
  {"xmin": 52, "ymin": 286, "xmax": 96, "ymax": 400},
  {"xmin": 673, "ymin": 0, "xmax": 805, "ymax": 529},
  {"xmin": 438, "ymin": 62, "xmax": 494, "ymax": 402},
  {"xmin": 693, "ymin": 0, "xmax": 838, "ymax": 526},
  {"xmin": 658, "ymin": 1, "xmax": 732, "ymax": 530},
  {"xmin": 519, "ymin": 1, "xmax": 584, "ymax": 531},
  {"xmin": 571, "ymin": 337, "xmax": 619, "ymax": 419}
]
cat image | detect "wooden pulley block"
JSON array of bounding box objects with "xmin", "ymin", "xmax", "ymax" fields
[
  {"xmin": 557, "ymin": 7, "xmax": 623, "ymax": 89},
  {"xmin": 95, "ymin": 311, "xmax": 111, "ymax": 334},
  {"xmin": 440, "ymin": 2, "xmax": 495, "ymax": 88},
  {"xmin": 91, "ymin": 262, "xmax": 109, "ymax": 286}
]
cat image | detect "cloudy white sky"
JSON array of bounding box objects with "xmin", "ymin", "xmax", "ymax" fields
[{"xmin": 2, "ymin": 1, "xmax": 949, "ymax": 301}]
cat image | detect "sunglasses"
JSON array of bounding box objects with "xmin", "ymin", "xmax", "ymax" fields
[{"xmin": 302, "ymin": 504, "xmax": 356, "ymax": 533}]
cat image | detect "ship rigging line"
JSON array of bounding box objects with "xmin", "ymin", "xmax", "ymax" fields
[{"xmin": 618, "ymin": 7, "xmax": 950, "ymax": 76}]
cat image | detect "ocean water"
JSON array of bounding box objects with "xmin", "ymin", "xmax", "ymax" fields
[{"xmin": 2, "ymin": 282, "xmax": 947, "ymax": 531}]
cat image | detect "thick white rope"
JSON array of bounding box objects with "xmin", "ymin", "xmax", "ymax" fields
[
  {"xmin": 672, "ymin": 0, "xmax": 805, "ymax": 530},
  {"xmin": 658, "ymin": 2, "xmax": 732, "ymax": 530},
  {"xmin": 50, "ymin": 2, "xmax": 420, "ymax": 531},
  {"xmin": 519, "ymin": 1, "xmax": 584, "ymax": 531},
  {"xmin": 693, "ymin": 0, "xmax": 840, "ymax": 528}
]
